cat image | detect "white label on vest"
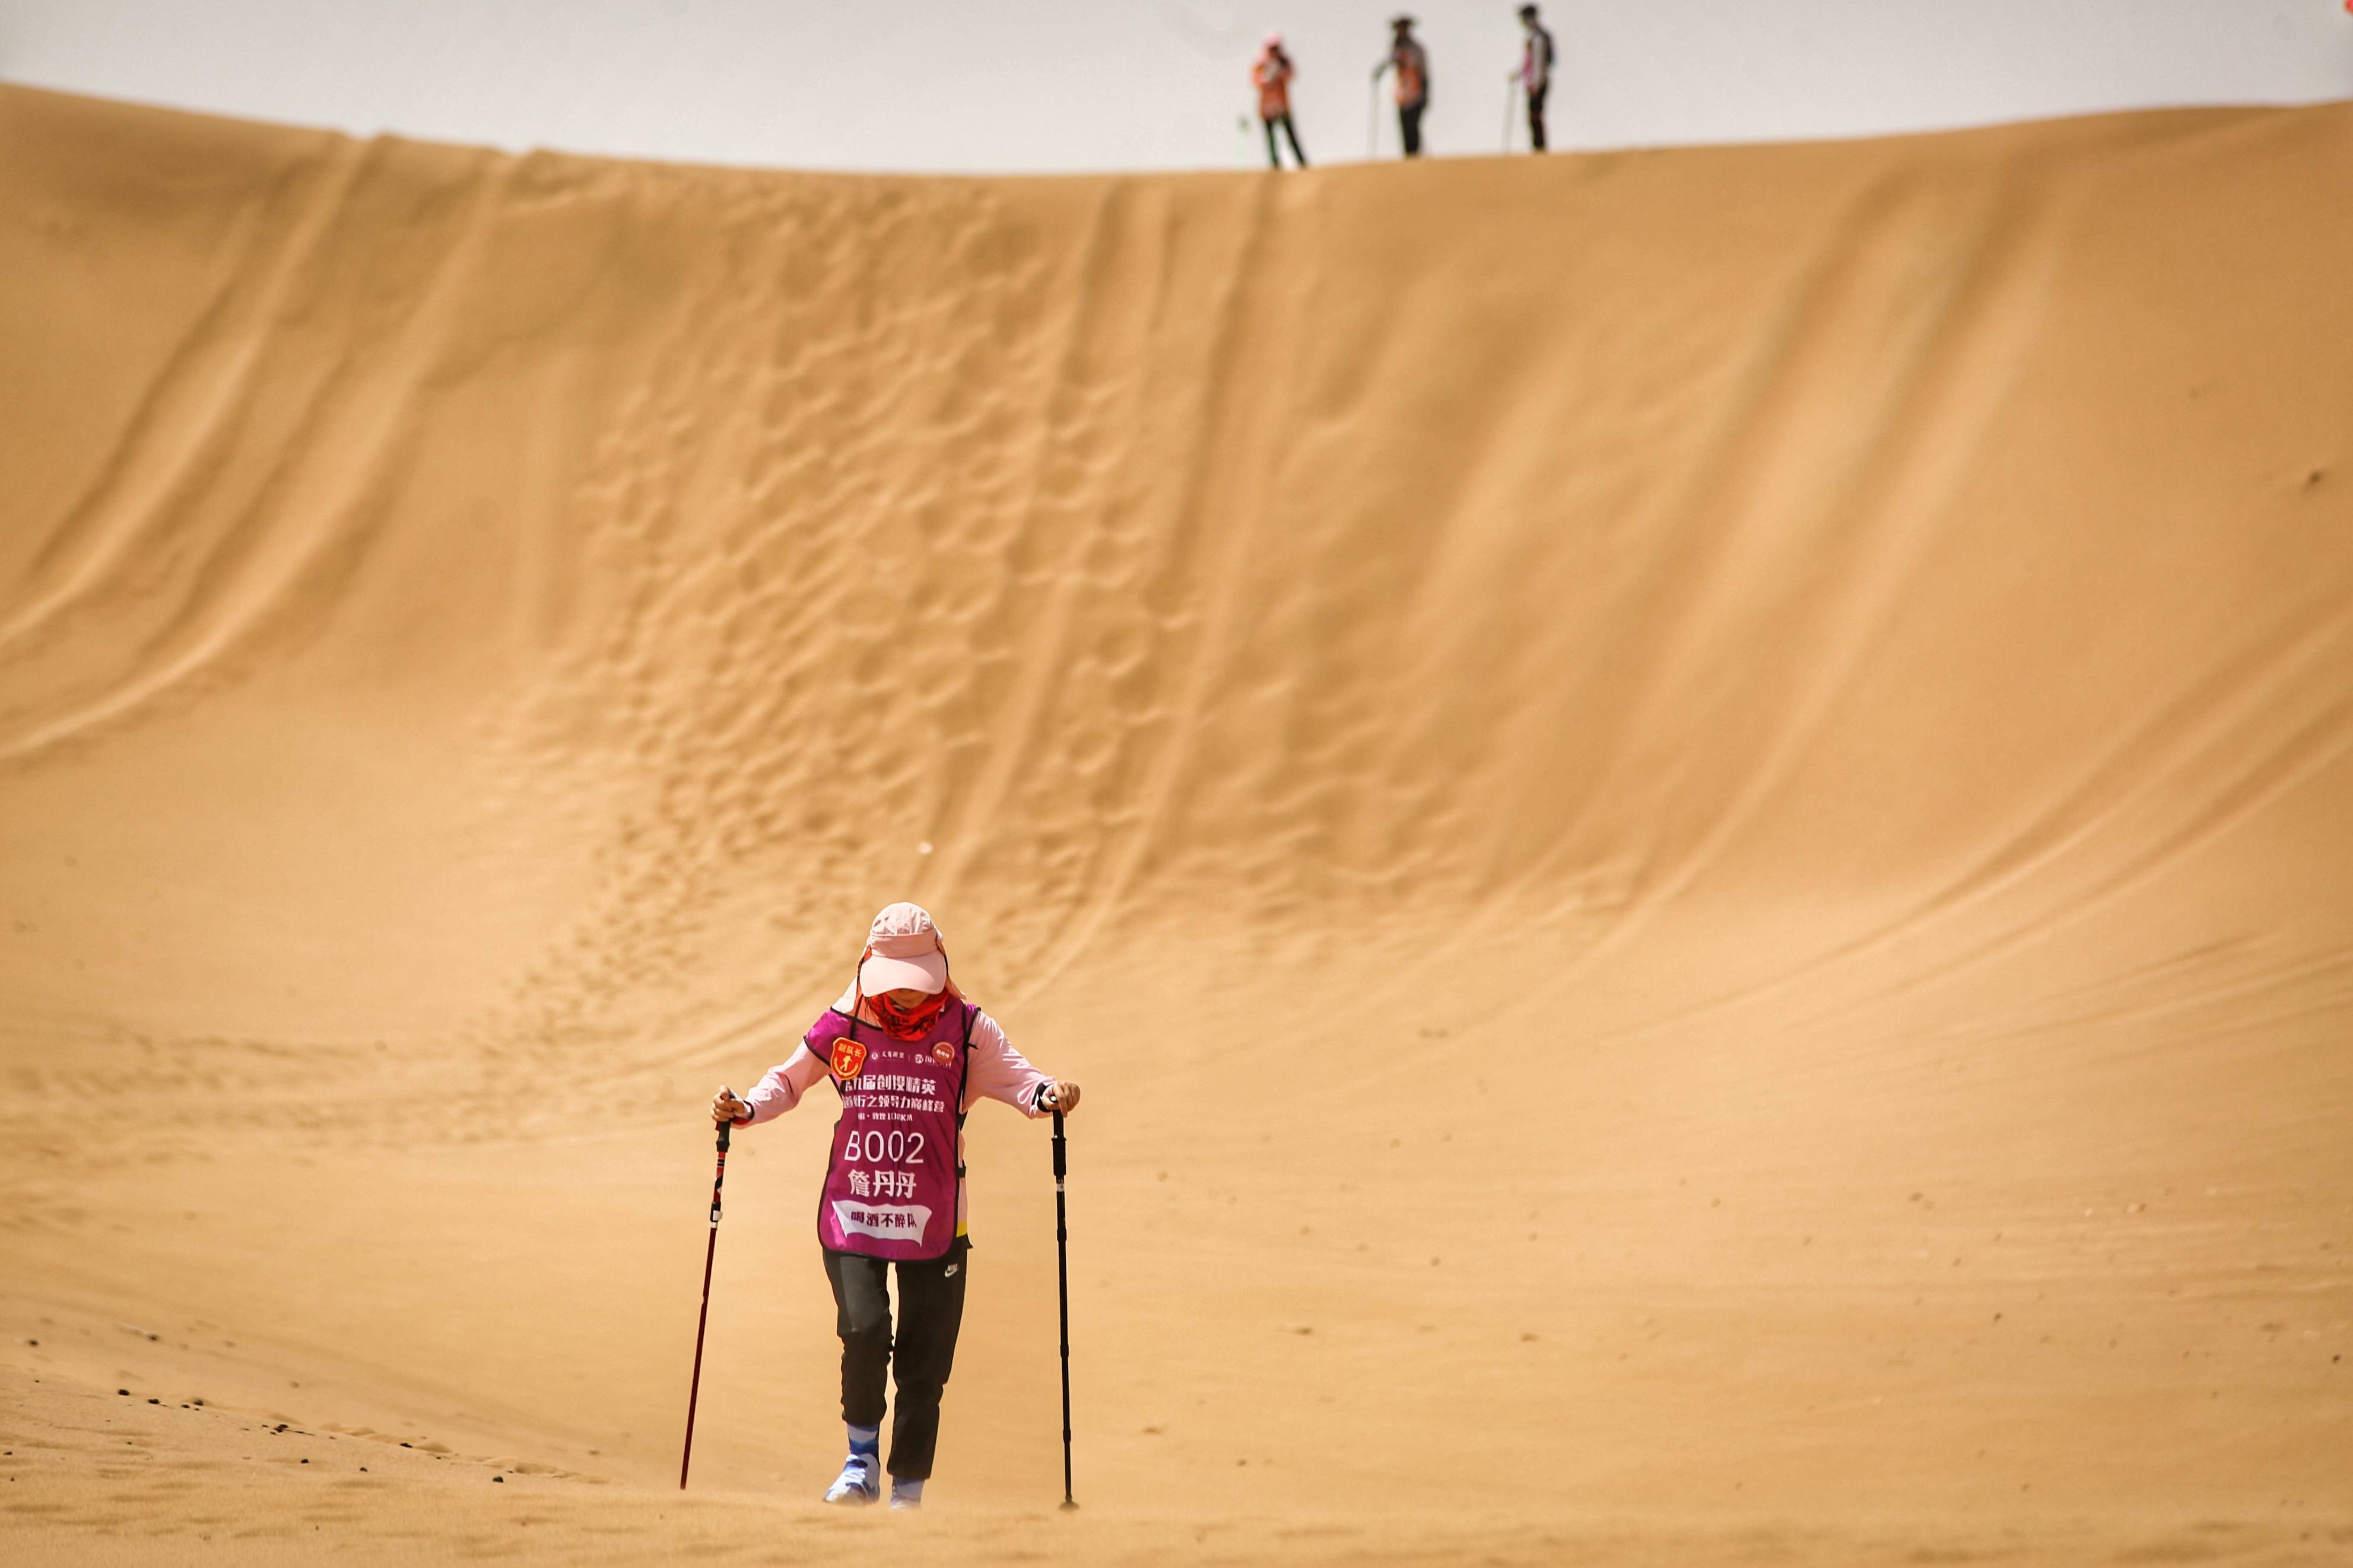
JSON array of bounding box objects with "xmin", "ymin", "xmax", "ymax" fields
[{"xmin": 830, "ymin": 1200, "xmax": 933, "ymax": 1244}]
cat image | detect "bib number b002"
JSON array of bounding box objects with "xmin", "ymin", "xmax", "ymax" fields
[{"xmin": 843, "ymin": 1129, "xmax": 925, "ymax": 1163}]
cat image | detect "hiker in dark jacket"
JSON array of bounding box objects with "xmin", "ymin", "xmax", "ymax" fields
[
  {"xmin": 1374, "ymin": 14, "xmax": 1431, "ymax": 157},
  {"xmin": 1515, "ymin": 4, "xmax": 1555, "ymax": 152}
]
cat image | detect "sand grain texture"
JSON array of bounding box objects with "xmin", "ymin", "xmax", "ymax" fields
[{"xmin": 2, "ymin": 84, "xmax": 2351, "ymax": 1564}]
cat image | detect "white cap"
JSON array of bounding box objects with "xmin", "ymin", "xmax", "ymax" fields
[{"xmin": 858, "ymin": 902, "xmax": 948, "ymax": 995}]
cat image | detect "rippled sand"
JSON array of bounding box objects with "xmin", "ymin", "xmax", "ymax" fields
[{"xmin": 2, "ymin": 83, "xmax": 2349, "ymax": 1565}]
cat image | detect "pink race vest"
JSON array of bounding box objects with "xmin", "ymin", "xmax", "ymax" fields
[{"xmin": 811, "ymin": 1001, "xmax": 973, "ymax": 1261}]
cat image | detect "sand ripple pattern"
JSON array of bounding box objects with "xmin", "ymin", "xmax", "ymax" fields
[{"xmin": 2, "ymin": 88, "xmax": 2351, "ymax": 1550}]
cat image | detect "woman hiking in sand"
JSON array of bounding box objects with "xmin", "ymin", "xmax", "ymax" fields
[{"xmin": 711, "ymin": 902, "xmax": 1082, "ymax": 1510}]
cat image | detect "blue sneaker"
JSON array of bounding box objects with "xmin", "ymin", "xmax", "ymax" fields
[
  {"xmin": 889, "ymin": 1477, "xmax": 925, "ymax": 1511},
  {"xmin": 823, "ymin": 1452, "xmax": 880, "ymax": 1505}
]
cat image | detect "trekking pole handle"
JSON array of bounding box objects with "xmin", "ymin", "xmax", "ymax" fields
[{"xmin": 709, "ymin": 1118, "xmax": 731, "ymax": 1225}]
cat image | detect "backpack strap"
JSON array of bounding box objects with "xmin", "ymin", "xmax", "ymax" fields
[{"xmin": 953, "ymin": 1000, "xmax": 977, "ymax": 1176}]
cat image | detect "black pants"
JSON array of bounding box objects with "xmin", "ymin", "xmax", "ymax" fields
[
  {"xmin": 1263, "ymin": 113, "xmax": 1307, "ymax": 168},
  {"xmin": 824, "ymin": 1242, "xmax": 968, "ymax": 1480},
  {"xmin": 1399, "ymin": 100, "xmax": 1426, "ymax": 157},
  {"xmin": 1527, "ymin": 84, "xmax": 1549, "ymax": 152}
]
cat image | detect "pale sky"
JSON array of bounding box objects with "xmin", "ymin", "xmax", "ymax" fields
[{"xmin": 2, "ymin": 1, "xmax": 2348, "ymax": 173}]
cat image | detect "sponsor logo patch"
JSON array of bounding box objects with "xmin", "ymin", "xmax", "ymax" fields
[
  {"xmin": 830, "ymin": 1038, "xmax": 867, "ymax": 1081},
  {"xmin": 931, "ymin": 1040, "xmax": 957, "ymax": 1066}
]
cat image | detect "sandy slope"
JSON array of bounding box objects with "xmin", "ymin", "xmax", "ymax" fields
[{"xmin": 2, "ymin": 83, "xmax": 2350, "ymax": 1564}]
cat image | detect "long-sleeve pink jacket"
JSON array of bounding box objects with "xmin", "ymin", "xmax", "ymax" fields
[{"xmin": 738, "ymin": 988, "xmax": 1053, "ymax": 1241}]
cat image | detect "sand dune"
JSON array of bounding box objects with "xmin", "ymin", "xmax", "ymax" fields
[{"xmin": 3, "ymin": 83, "xmax": 2350, "ymax": 1564}]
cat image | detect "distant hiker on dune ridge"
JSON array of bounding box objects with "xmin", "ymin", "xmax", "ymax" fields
[
  {"xmin": 1255, "ymin": 32, "xmax": 1309, "ymax": 168},
  {"xmin": 1515, "ymin": 4, "xmax": 1555, "ymax": 152},
  {"xmin": 712, "ymin": 903, "xmax": 1082, "ymax": 1511},
  {"xmin": 1374, "ymin": 13, "xmax": 1431, "ymax": 157}
]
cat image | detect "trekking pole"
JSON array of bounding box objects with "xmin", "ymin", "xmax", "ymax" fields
[
  {"xmin": 678, "ymin": 1115, "xmax": 732, "ymax": 1490},
  {"xmin": 1503, "ymin": 79, "xmax": 1516, "ymax": 152},
  {"xmin": 1051, "ymin": 1105, "xmax": 1077, "ymax": 1510}
]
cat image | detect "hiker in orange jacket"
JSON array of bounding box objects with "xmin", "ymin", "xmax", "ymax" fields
[{"xmin": 1255, "ymin": 33, "xmax": 1309, "ymax": 168}]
